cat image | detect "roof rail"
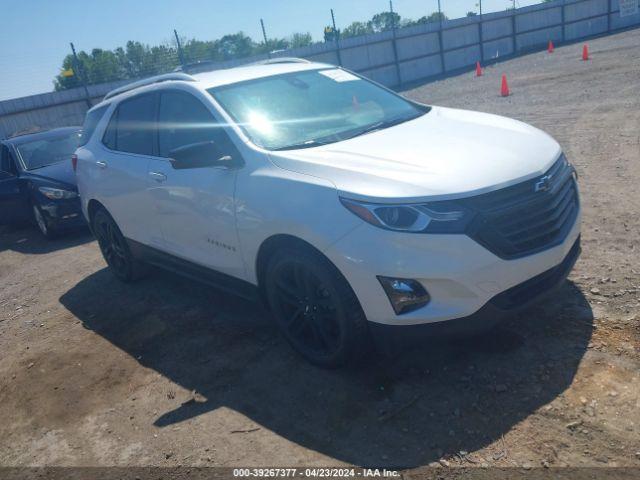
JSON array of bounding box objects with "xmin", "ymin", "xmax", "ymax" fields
[
  {"xmin": 173, "ymin": 60, "xmax": 218, "ymax": 74},
  {"xmin": 103, "ymin": 73, "xmax": 196, "ymax": 100},
  {"xmin": 250, "ymin": 57, "xmax": 311, "ymax": 66}
]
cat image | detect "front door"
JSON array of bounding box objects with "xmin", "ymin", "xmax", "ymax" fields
[
  {"xmin": 0, "ymin": 145, "xmax": 28, "ymax": 225},
  {"xmin": 146, "ymin": 89, "xmax": 245, "ymax": 279}
]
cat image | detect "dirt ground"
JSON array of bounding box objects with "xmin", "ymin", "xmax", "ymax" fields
[{"xmin": 1, "ymin": 29, "xmax": 639, "ymax": 471}]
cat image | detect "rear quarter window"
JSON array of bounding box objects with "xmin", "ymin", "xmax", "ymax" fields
[
  {"xmin": 106, "ymin": 94, "xmax": 157, "ymax": 156},
  {"xmin": 79, "ymin": 105, "xmax": 109, "ymax": 147}
]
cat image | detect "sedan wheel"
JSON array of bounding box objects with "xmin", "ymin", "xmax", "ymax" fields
[{"xmin": 32, "ymin": 204, "xmax": 52, "ymax": 238}]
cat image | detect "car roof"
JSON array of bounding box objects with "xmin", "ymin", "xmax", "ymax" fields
[
  {"xmin": 191, "ymin": 61, "xmax": 329, "ymax": 90},
  {"xmin": 91, "ymin": 61, "xmax": 331, "ymax": 110},
  {"xmin": 4, "ymin": 126, "xmax": 81, "ymax": 146}
]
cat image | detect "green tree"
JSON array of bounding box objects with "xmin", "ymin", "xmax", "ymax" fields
[
  {"xmin": 369, "ymin": 11, "xmax": 401, "ymax": 32},
  {"xmin": 342, "ymin": 21, "xmax": 374, "ymax": 38},
  {"xmin": 217, "ymin": 32, "xmax": 255, "ymax": 59},
  {"xmin": 54, "ymin": 48, "xmax": 124, "ymax": 91},
  {"xmin": 288, "ymin": 32, "xmax": 313, "ymax": 49},
  {"xmin": 182, "ymin": 39, "xmax": 220, "ymax": 63},
  {"xmin": 54, "ymin": 54, "xmax": 82, "ymax": 91},
  {"xmin": 466, "ymin": 11, "xmax": 478, "ymax": 16},
  {"xmin": 406, "ymin": 12, "xmax": 449, "ymax": 26}
]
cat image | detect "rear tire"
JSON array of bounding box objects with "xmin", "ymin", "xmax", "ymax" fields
[
  {"xmin": 264, "ymin": 245, "xmax": 370, "ymax": 368},
  {"xmin": 92, "ymin": 208, "xmax": 147, "ymax": 282}
]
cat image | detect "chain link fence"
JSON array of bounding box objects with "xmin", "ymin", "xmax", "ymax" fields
[
  {"xmin": 0, "ymin": 0, "xmax": 638, "ymax": 138},
  {"xmin": 54, "ymin": 0, "xmax": 546, "ymax": 93}
]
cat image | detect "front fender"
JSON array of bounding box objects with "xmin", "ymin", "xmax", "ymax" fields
[{"xmin": 235, "ymin": 163, "xmax": 361, "ymax": 284}]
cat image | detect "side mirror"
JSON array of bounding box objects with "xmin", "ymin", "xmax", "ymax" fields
[{"xmin": 169, "ymin": 141, "xmax": 241, "ymax": 170}]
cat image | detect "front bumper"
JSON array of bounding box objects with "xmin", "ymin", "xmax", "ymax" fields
[
  {"xmin": 369, "ymin": 236, "xmax": 580, "ymax": 354},
  {"xmin": 324, "ymin": 208, "xmax": 581, "ymax": 326},
  {"xmin": 39, "ymin": 197, "xmax": 86, "ymax": 231}
]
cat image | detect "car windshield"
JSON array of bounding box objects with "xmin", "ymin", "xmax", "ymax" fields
[
  {"xmin": 16, "ymin": 131, "xmax": 81, "ymax": 170},
  {"xmin": 208, "ymin": 68, "xmax": 428, "ymax": 150}
]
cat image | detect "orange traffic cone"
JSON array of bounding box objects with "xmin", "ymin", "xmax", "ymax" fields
[
  {"xmin": 582, "ymin": 44, "xmax": 589, "ymax": 60},
  {"xmin": 501, "ymin": 74, "xmax": 510, "ymax": 97},
  {"xmin": 548, "ymin": 40, "xmax": 554, "ymax": 53},
  {"xmin": 475, "ymin": 61, "xmax": 482, "ymax": 77}
]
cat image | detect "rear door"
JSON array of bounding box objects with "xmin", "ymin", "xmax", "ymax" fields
[
  {"xmin": 96, "ymin": 93, "xmax": 162, "ymax": 246},
  {"xmin": 145, "ymin": 89, "xmax": 245, "ymax": 279},
  {"xmin": 0, "ymin": 144, "xmax": 28, "ymax": 225}
]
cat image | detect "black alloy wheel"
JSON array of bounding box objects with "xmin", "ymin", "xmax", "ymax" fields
[
  {"xmin": 92, "ymin": 209, "xmax": 143, "ymax": 282},
  {"xmin": 265, "ymin": 246, "xmax": 369, "ymax": 367}
]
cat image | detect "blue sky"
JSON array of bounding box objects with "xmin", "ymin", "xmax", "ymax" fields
[{"xmin": 0, "ymin": 0, "xmax": 538, "ymax": 101}]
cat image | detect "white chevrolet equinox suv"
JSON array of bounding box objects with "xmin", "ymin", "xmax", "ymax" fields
[{"xmin": 75, "ymin": 59, "xmax": 581, "ymax": 367}]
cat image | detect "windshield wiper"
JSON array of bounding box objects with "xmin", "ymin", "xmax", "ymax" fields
[
  {"xmin": 272, "ymin": 114, "xmax": 421, "ymax": 150},
  {"xmin": 344, "ymin": 115, "xmax": 420, "ymax": 140},
  {"xmin": 273, "ymin": 138, "xmax": 336, "ymax": 151}
]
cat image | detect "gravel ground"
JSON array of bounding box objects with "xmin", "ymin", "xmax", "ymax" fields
[{"xmin": 0, "ymin": 29, "xmax": 639, "ymax": 471}]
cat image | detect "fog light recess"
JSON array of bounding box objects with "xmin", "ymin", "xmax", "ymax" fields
[{"xmin": 377, "ymin": 276, "xmax": 430, "ymax": 315}]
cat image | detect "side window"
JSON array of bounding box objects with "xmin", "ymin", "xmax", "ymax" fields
[
  {"xmin": 158, "ymin": 91, "xmax": 235, "ymax": 158},
  {"xmin": 104, "ymin": 94, "xmax": 157, "ymax": 155},
  {"xmin": 79, "ymin": 105, "xmax": 108, "ymax": 147},
  {"xmin": 102, "ymin": 109, "xmax": 117, "ymax": 150}
]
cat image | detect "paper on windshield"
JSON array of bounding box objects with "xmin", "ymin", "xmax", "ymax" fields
[{"xmin": 319, "ymin": 69, "xmax": 360, "ymax": 82}]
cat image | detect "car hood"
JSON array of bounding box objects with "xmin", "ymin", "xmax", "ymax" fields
[
  {"xmin": 21, "ymin": 161, "xmax": 77, "ymax": 190},
  {"xmin": 268, "ymin": 106, "xmax": 562, "ymax": 202}
]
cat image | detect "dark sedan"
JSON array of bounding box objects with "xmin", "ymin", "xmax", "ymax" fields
[{"xmin": 0, "ymin": 127, "xmax": 84, "ymax": 238}]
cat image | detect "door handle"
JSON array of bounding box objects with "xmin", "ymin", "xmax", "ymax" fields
[
  {"xmin": 96, "ymin": 161, "xmax": 107, "ymax": 169},
  {"xmin": 149, "ymin": 171, "xmax": 167, "ymax": 182}
]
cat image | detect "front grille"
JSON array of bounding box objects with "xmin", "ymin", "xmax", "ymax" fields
[
  {"xmin": 491, "ymin": 236, "xmax": 581, "ymax": 310},
  {"xmin": 461, "ymin": 156, "xmax": 579, "ymax": 259}
]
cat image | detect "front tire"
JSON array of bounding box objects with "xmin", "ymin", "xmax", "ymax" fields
[
  {"xmin": 265, "ymin": 246, "xmax": 370, "ymax": 368},
  {"xmin": 32, "ymin": 204, "xmax": 56, "ymax": 239},
  {"xmin": 92, "ymin": 208, "xmax": 146, "ymax": 282}
]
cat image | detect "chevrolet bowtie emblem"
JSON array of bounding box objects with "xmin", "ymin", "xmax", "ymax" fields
[{"xmin": 534, "ymin": 175, "xmax": 552, "ymax": 192}]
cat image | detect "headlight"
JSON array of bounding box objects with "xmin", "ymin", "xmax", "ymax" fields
[
  {"xmin": 340, "ymin": 197, "xmax": 474, "ymax": 233},
  {"xmin": 38, "ymin": 186, "xmax": 78, "ymax": 200}
]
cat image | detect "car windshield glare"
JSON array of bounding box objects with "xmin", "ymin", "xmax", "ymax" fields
[
  {"xmin": 208, "ymin": 68, "xmax": 427, "ymax": 150},
  {"xmin": 16, "ymin": 132, "xmax": 81, "ymax": 170}
]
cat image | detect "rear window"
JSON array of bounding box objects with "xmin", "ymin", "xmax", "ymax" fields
[
  {"xmin": 16, "ymin": 131, "xmax": 81, "ymax": 170},
  {"xmin": 79, "ymin": 105, "xmax": 108, "ymax": 147}
]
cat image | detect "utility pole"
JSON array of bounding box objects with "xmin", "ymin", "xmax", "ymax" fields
[
  {"xmin": 330, "ymin": 8, "xmax": 342, "ymax": 66},
  {"xmin": 174, "ymin": 29, "xmax": 186, "ymax": 68},
  {"xmin": 389, "ymin": 0, "xmax": 401, "ymax": 85},
  {"xmin": 436, "ymin": 0, "xmax": 445, "ymax": 73},
  {"xmin": 260, "ymin": 19, "xmax": 271, "ymax": 58},
  {"xmin": 479, "ymin": 0, "xmax": 485, "ymax": 62},
  {"xmin": 70, "ymin": 42, "xmax": 92, "ymax": 108}
]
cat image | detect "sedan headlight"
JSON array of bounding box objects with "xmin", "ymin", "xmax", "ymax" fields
[
  {"xmin": 38, "ymin": 186, "xmax": 78, "ymax": 200},
  {"xmin": 340, "ymin": 197, "xmax": 474, "ymax": 233}
]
